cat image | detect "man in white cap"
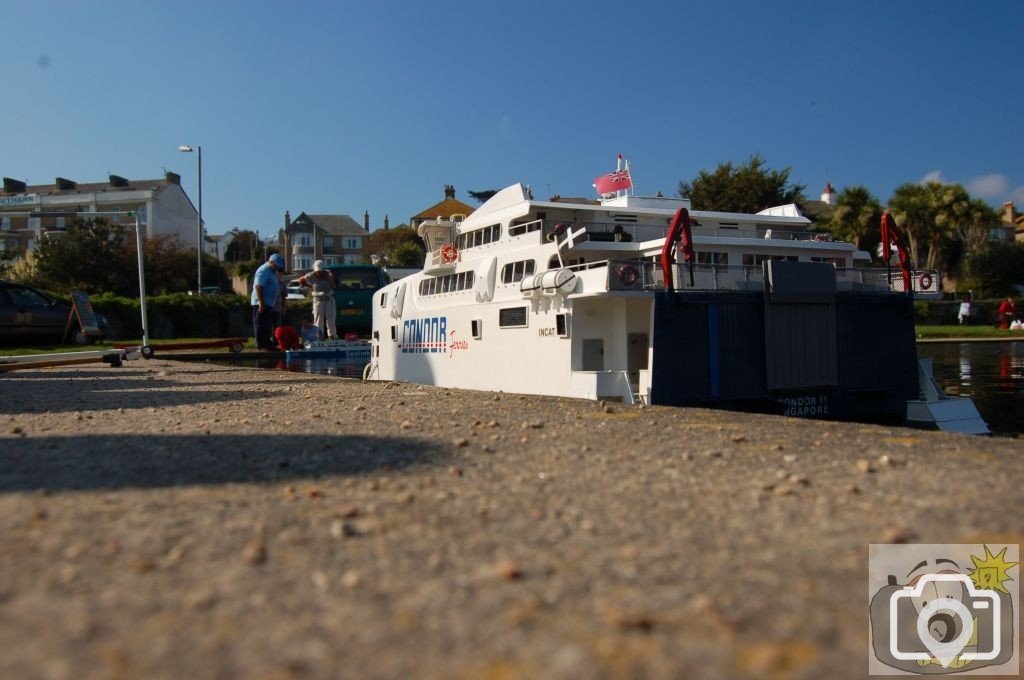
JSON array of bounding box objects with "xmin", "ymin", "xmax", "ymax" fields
[
  {"xmin": 293, "ymin": 260, "xmax": 337, "ymax": 341},
  {"xmin": 251, "ymin": 252, "xmax": 286, "ymax": 350}
]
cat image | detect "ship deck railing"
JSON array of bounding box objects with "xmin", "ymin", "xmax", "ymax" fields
[
  {"xmin": 508, "ymin": 218, "xmax": 840, "ymax": 244},
  {"xmin": 565, "ymin": 260, "xmax": 941, "ymax": 297}
]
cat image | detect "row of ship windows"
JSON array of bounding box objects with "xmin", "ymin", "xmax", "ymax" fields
[
  {"xmin": 418, "ymin": 271, "xmax": 476, "ymax": 296},
  {"xmin": 456, "ymin": 224, "xmax": 500, "ymax": 250},
  {"xmin": 418, "ymin": 259, "xmax": 537, "ymax": 297}
]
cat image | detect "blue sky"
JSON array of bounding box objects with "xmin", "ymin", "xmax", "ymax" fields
[{"xmin": 3, "ymin": 0, "xmax": 1022, "ymax": 238}]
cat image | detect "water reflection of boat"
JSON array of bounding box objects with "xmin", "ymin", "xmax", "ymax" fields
[
  {"xmin": 285, "ymin": 339, "xmax": 372, "ymax": 360},
  {"xmin": 368, "ymin": 166, "xmax": 985, "ymax": 433}
]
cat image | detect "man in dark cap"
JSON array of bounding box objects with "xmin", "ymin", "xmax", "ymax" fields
[{"xmin": 251, "ymin": 253, "xmax": 285, "ymax": 350}]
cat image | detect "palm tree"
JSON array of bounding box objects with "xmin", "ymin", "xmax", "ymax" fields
[
  {"xmin": 828, "ymin": 185, "xmax": 882, "ymax": 252},
  {"xmin": 888, "ymin": 183, "xmax": 936, "ymax": 269},
  {"xmin": 958, "ymin": 199, "xmax": 1000, "ymax": 255}
]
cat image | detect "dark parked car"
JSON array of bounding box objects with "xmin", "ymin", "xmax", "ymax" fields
[{"xmin": 0, "ymin": 280, "xmax": 106, "ymax": 344}]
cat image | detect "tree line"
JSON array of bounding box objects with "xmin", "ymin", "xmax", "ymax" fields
[
  {"xmin": 3, "ymin": 218, "xmax": 229, "ymax": 297},
  {"xmin": 679, "ymin": 154, "xmax": 1021, "ymax": 296}
]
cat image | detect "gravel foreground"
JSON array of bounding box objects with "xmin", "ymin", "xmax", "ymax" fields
[{"xmin": 0, "ymin": 359, "xmax": 1021, "ymax": 680}]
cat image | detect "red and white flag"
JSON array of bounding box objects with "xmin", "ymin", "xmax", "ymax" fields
[{"xmin": 593, "ymin": 169, "xmax": 632, "ymax": 195}]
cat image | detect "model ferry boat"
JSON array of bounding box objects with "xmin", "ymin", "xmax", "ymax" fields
[{"xmin": 366, "ymin": 170, "xmax": 987, "ymax": 433}]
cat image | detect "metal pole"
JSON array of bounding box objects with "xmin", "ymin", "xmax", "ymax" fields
[
  {"xmin": 134, "ymin": 211, "xmax": 150, "ymax": 348},
  {"xmin": 197, "ymin": 145, "xmax": 203, "ymax": 293}
]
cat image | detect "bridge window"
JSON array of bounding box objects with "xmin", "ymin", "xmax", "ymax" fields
[{"xmin": 457, "ymin": 223, "xmax": 501, "ymax": 250}]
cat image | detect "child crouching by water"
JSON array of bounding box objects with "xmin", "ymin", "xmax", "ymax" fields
[{"xmin": 300, "ymin": 314, "xmax": 321, "ymax": 345}]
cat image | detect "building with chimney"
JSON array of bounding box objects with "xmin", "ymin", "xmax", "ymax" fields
[
  {"xmin": 410, "ymin": 185, "xmax": 475, "ymax": 233},
  {"xmin": 280, "ymin": 211, "xmax": 369, "ymax": 272},
  {"xmin": 1002, "ymin": 201, "xmax": 1024, "ymax": 242},
  {"xmin": 0, "ymin": 172, "xmax": 202, "ymax": 259}
]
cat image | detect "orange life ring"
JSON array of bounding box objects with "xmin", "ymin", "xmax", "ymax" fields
[
  {"xmin": 440, "ymin": 243, "xmax": 458, "ymax": 263},
  {"xmin": 918, "ymin": 272, "xmax": 933, "ymax": 291},
  {"xmin": 617, "ymin": 264, "xmax": 640, "ymax": 287}
]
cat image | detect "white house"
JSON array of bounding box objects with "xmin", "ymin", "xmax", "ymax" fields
[{"xmin": 0, "ymin": 172, "xmax": 202, "ymax": 257}]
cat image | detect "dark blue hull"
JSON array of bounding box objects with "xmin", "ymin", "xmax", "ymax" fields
[{"xmin": 649, "ymin": 289, "xmax": 919, "ymax": 423}]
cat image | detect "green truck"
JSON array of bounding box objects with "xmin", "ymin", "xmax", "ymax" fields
[{"xmin": 326, "ymin": 265, "xmax": 390, "ymax": 333}]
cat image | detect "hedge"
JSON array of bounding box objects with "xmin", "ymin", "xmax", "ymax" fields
[{"xmin": 86, "ymin": 293, "xmax": 311, "ymax": 340}]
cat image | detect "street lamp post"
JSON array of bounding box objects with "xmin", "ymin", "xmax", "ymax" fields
[{"xmin": 178, "ymin": 144, "xmax": 202, "ymax": 292}]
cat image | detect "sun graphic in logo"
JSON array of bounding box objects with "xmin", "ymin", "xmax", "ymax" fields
[{"xmin": 967, "ymin": 545, "xmax": 1018, "ymax": 594}]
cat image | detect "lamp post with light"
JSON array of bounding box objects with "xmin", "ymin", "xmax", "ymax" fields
[{"xmin": 178, "ymin": 144, "xmax": 203, "ymax": 292}]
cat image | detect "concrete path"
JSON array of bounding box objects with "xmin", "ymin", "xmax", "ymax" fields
[{"xmin": 1, "ymin": 360, "xmax": 1021, "ymax": 679}]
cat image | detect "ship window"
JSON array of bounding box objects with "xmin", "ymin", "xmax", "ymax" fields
[
  {"xmin": 742, "ymin": 254, "xmax": 770, "ymax": 266},
  {"xmin": 471, "ymin": 318, "xmax": 482, "ymax": 339},
  {"xmin": 697, "ymin": 252, "xmax": 729, "ymax": 265},
  {"xmin": 390, "ymin": 325, "xmax": 396, "ymax": 341},
  {"xmin": 499, "ymin": 306, "xmax": 528, "ymax": 328},
  {"xmin": 556, "ymin": 313, "xmax": 569, "ymax": 338},
  {"xmin": 500, "ymin": 259, "xmax": 536, "ymax": 284},
  {"xmin": 379, "ymin": 292, "xmax": 386, "ymax": 307}
]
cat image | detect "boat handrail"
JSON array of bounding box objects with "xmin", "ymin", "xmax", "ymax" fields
[
  {"xmin": 508, "ymin": 218, "xmax": 544, "ymax": 237},
  {"xmin": 526, "ymin": 219, "xmax": 845, "ymax": 245},
  {"xmin": 561, "ymin": 259, "xmax": 611, "ymax": 272},
  {"xmin": 588, "ymin": 260, "xmax": 941, "ymax": 295},
  {"xmin": 844, "ymin": 267, "xmax": 941, "ymax": 297},
  {"xmin": 761, "ymin": 229, "xmax": 837, "ymax": 243}
]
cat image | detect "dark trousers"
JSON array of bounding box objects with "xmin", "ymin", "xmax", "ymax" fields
[{"xmin": 252, "ymin": 306, "xmax": 276, "ymax": 349}]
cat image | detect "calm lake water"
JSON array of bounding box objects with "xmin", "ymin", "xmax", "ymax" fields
[
  {"xmin": 210, "ymin": 341, "xmax": 1023, "ymax": 436},
  {"xmin": 916, "ymin": 342, "xmax": 1024, "ymax": 437},
  {"xmin": 234, "ymin": 356, "xmax": 367, "ymax": 379}
]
